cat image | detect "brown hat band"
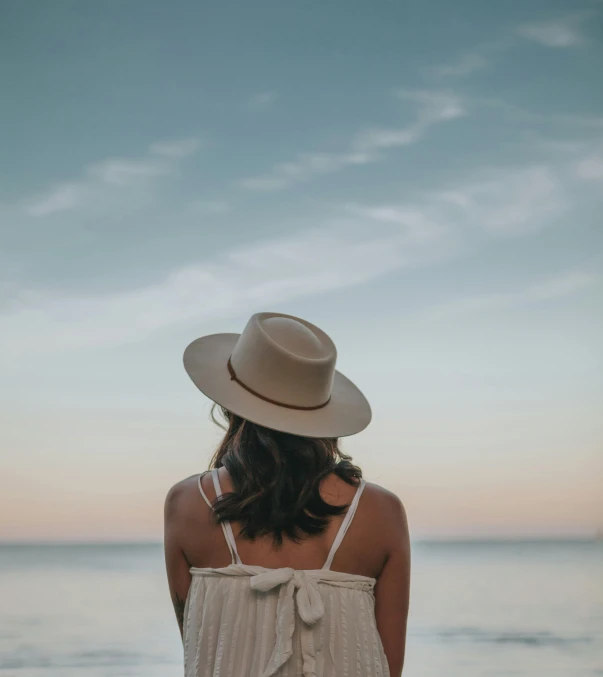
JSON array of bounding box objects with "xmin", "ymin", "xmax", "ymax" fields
[{"xmin": 227, "ymin": 357, "xmax": 331, "ymax": 411}]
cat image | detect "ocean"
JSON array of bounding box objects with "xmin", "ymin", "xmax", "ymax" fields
[{"xmin": 0, "ymin": 541, "xmax": 601, "ymax": 676}]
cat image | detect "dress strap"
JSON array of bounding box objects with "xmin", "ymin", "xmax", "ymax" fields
[
  {"xmin": 322, "ymin": 478, "xmax": 367, "ymax": 570},
  {"xmin": 211, "ymin": 469, "xmax": 243, "ymax": 565},
  {"xmin": 197, "ymin": 471, "xmax": 242, "ymax": 565},
  {"xmin": 197, "ymin": 472, "xmax": 213, "ymax": 508}
]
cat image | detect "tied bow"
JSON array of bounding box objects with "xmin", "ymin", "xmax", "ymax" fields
[{"xmin": 250, "ymin": 568, "xmax": 325, "ymax": 677}]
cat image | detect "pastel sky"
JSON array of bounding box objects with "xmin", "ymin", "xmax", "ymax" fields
[{"xmin": 1, "ymin": 0, "xmax": 602, "ymax": 542}]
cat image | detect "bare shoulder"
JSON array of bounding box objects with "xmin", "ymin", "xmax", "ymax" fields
[
  {"xmin": 363, "ymin": 480, "xmax": 406, "ymax": 510},
  {"xmin": 164, "ymin": 474, "xmax": 203, "ymax": 521},
  {"xmin": 363, "ymin": 481, "xmax": 409, "ymax": 532}
]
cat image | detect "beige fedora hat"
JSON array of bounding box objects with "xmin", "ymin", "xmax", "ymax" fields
[{"xmin": 183, "ymin": 312, "xmax": 371, "ymax": 438}]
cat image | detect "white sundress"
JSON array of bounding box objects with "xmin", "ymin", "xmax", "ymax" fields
[{"xmin": 183, "ymin": 469, "xmax": 390, "ymax": 677}]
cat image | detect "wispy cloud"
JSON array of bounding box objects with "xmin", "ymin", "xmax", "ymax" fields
[
  {"xmin": 434, "ymin": 165, "xmax": 564, "ymax": 235},
  {"xmin": 240, "ymin": 90, "xmax": 465, "ymax": 191},
  {"xmin": 552, "ymin": 114, "xmax": 603, "ymax": 129},
  {"xmin": 344, "ymin": 204, "xmax": 449, "ymax": 248},
  {"xmin": 426, "ymin": 271, "xmax": 599, "ymax": 318},
  {"xmin": 249, "ymin": 91, "xmax": 278, "ymax": 110},
  {"xmin": 425, "ymin": 34, "xmax": 515, "ymax": 82},
  {"xmin": 25, "ymin": 183, "xmax": 89, "ymax": 218},
  {"xmin": 149, "ymin": 137, "xmax": 201, "ymax": 158},
  {"xmin": 189, "ymin": 199, "xmax": 230, "ymax": 215},
  {"xmin": 517, "ymin": 14, "xmax": 588, "ymax": 48},
  {"xmin": 429, "ymin": 11, "xmax": 594, "ymax": 83},
  {"xmin": 430, "ymin": 52, "xmax": 488, "ymax": 79},
  {"xmin": 239, "ymin": 151, "xmax": 374, "ymax": 191},
  {"xmin": 526, "ymin": 271, "xmax": 600, "ymax": 300},
  {"xmin": 23, "ymin": 137, "xmax": 201, "ymax": 217},
  {"xmin": 86, "ymin": 157, "xmax": 171, "ymax": 187},
  {"xmin": 575, "ymin": 154, "xmax": 603, "ymax": 182},
  {"xmin": 0, "ymin": 218, "xmax": 448, "ymax": 361},
  {"xmin": 342, "ymin": 163, "xmax": 568, "ymax": 272},
  {"xmin": 468, "ymin": 95, "xmax": 603, "ymax": 130},
  {"xmin": 394, "ymin": 89, "xmax": 466, "ymax": 121},
  {"xmin": 6, "ymin": 138, "xmax": 601, "ymax": 362}
]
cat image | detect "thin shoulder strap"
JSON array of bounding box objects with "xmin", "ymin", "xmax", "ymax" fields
[
  {"xmin": 197, "ymin": 471, "xmax": 242, "ymax": 565},
  {"xmin": 322, "ymin": 478, "xmax": 367, "ymax": 570},
  {"xmin": 211, "ymin": 469, "xmax": 243, "ymax": 565},
  {"xmin": 197, "ymin": 472, "xmax": 213, "ymax": 508}
]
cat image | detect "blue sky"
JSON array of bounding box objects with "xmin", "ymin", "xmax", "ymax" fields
[{"xmin": 1, "ymin": 0, "xmax": 602, "ymax": 541}]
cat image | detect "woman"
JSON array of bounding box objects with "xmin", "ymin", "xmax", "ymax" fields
[{"xmin": 164, "ymin": 312, "xmax": 411, "ymax": 676}]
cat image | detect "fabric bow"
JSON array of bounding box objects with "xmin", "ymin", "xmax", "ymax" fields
[{"xmin": 250, "ymin": 568, "xmax": 325, "ymax": 677}]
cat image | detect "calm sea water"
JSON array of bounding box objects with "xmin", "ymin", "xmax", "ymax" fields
[{"xmin": 0, "ymin": 541, "xmax": 601, "ymax": 676}]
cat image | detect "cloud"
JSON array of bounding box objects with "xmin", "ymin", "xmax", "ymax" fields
[
  {"xmin": 394, "ymin": 89, "xmax": 466, "ymax": 122},
  {"xmin": 344, "ymin": 204, "xmax": 449, "ymax": 247},
  {"xmin": 240, "ymin": 90, "xmax": 466, "ymax": 191},
  {"xmin": 23, "ymin": 137, "xmax": 201, "ymax": 217},
  {"xmin": 149, "ymin": 137, "xmax": 201, "ymax": 158},
  {"xmin": 526, "ymin": 271, "xmax": 600, "ymax": 300},
  {"xmin": 436, "ymin": 165, "xmax": 564, "ymax": 235},
  {"xmin": 468, "ymin": 95, "xmax": 603, "ymax": 130},
  {"xmin": 0, "ymin": 217, "xmax": 449, "ymax": 361},
  {"xmin": 430, "ymin": 53, "xmax": 488, "ymax": 79},
  {"xmin": 427, "ymin": 271, "xmax": 599, "ymax": 318},
  {"xmin": 86, "ymin": 157, "xmax": 171, "ymax": 186},
  {"xmin": 240, "ymin": 151, "xmax": 374, "ymax": 191},
  {"xmin": 339, "ymin": 164, "xmax": 568, "ymax": 276},
  {"xmin": 517, "ymin": 15, "xmax": 586, "ymax": 48},
  {"xmin": 575, "ymin": 155, "xmax": 603, "ymax": 182},
  {"xmin": 7, "ymin": 129, "xmax": 600, "ymax": 361},
  {"xmin": 25, "ymin": 183, "xmax": 90, "ymax": 217},
  {"xmin": 249, "ymin": 91, "xmax": 278, "ymax": 110},
  {"xmin": 552, "ymin": 115, "xmax": 603, "ymax": 129},
  {"xmin": 428, "ymin": 13, "xmax": 592, "ymax": 84},
  {"xmin": 189, "ymin": 199, "xmax": 230, "ymax": 215},
  {"xmin": 426, "ymin": 35, "xmax": 516, "ymax": 82}
]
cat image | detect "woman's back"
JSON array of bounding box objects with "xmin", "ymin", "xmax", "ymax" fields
[
  {"xmin": 166, "ymin": 467, "xmax": 409, "ymax": 677},
  {"xmin": 167, "ymin": 468, "xmax": 405, "ymax": 677}
]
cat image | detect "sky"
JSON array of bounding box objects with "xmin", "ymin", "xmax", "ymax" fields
[{"xmin": 0, "ymin": 0, "xmax": 602, "ymax": 542}]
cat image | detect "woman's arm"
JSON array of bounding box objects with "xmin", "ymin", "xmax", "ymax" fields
[
  {"xmin": 374, "ymin": 494, "xmax": 411, "ymax": 676},
  {"xmin": 164, "ymin": 483, "xmax": 192, "ymax": 638}
]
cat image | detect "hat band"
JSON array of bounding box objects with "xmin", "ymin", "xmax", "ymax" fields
[{"xmin": 227, "ymin": 357, "xmax": 331, "ymax": 411}]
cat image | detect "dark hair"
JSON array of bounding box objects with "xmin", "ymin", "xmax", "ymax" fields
[{"xmin": 209, "ymin": 405, "xmax": 362, "ymax": 545}]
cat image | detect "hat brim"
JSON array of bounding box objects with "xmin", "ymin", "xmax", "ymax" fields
[{"xmin": 183, "ymin": 333, "xmax": 371, "ymax": 438}]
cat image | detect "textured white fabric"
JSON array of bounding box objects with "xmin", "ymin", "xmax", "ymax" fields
[{"xmin": 185, "ymin": 473, "xmax": 390, "ymax": 677}]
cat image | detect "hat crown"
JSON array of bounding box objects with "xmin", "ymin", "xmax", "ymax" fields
[
  {"xmin": 261, "ymin": 316, "xmax": 325, "ymax": 359},
  {"xmin": 230, "ymin": 312, "xmax": 336, "ymax": 409}
]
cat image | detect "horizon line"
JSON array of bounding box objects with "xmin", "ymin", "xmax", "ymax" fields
[{"xmin": 1, "ymin": 535, "xmax": 600, "ymax": 547}]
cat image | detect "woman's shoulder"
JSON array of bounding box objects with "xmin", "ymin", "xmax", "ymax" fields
[
  {"xmin": 357, "ymin": 480, "xmax": 409, "ymax": 538},
  {"xmin": 356, "ymin": 481, "xmax": 410, "ymax": 577},
  {"xmin": 364, "ymin": 480, "xmax": 406, "ymax": 511},
  {"xmin": 164, "ymin": 474, "xmax": 205, "ymax": 521}
]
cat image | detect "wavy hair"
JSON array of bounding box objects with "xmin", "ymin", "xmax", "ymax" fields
[{"xmin": 208, "ymin": 406, "xmax": 362, "ymax": 545}]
